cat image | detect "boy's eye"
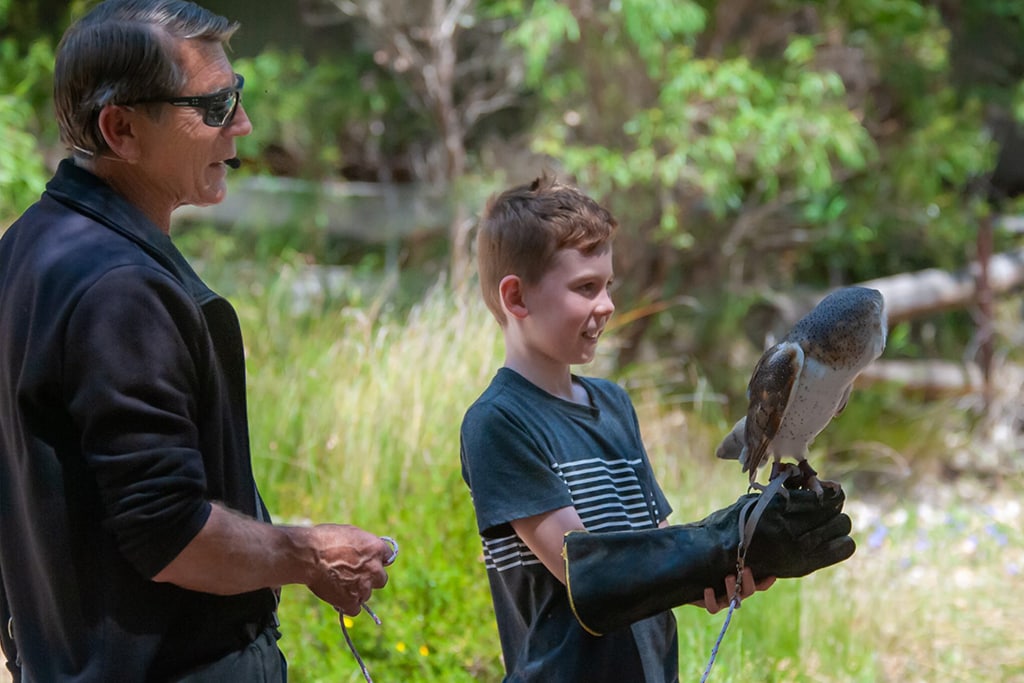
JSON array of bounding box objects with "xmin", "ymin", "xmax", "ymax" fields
[{"xmin": 577, "ymin": 279, "xmax": 613, "ymax": 295}]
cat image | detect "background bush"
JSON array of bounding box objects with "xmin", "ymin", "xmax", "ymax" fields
[{"xmin": 184, "ymin": 240, "xmax": 1023, "ymax": 682}]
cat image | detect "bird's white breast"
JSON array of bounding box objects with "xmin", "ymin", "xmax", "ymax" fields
[{"xmin": 770, "ymin": 356, "xmax": 856, "ymax": 456}]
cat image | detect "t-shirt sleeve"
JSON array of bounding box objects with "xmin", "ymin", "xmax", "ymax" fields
[{"xmin": 460, "ymin": 400, "xmax": 573, "ymax": 537}]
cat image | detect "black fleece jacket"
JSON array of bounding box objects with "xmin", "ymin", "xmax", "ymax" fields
[{"xmin": 0, "ymin": 160, "xmax": 276, "ymax": 681}]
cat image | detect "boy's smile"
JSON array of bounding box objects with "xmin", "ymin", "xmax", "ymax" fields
[{"xmin": 520, "ymin": 245, "xmax": 615, "ymax": 369}]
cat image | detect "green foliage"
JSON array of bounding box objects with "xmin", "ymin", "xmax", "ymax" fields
[
  {"xmin": 173, "ymin": 252, "xmax": 1023, "ymax": 681},
  {"xmin": 789, "ymin": 1, "xmax": 1005, "ymax": 284},
  {"xmin": 618, "ymin": 0, "xmax": 707, "ymax": 77},
  {"xmin": 495, "ymin": 0, "xmax": 1020, "ymax": 315},
  {"xmin": 508, "ymin": 1, "xmax": 874, "ymax": 254},
  {"xmin": 504, "ymin": 0, "xmax": 580, "ymax": 84},
  {"xmin": 0, "ymin": 5, "xmax": 55, "ymax": 222},
  {"xmin": 0, "ymin": 94, "xmax": 48, "ymax": 223},
  {"xmin": 233, "ymin": 275, "xmax": 507, "ymax": 681},
  {"xmin": 231, "ymin": 48, "xmax": 422, "ymax": 178}
]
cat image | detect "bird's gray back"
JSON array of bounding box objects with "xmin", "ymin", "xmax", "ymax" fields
[{"xmin": 786, "ymin": 286, "xmax": 886, "ymax": 370}]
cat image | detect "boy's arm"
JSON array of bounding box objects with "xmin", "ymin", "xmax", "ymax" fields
[
  {"xmin": 514, "ymin": 508, "xmax": 771, "ymax": 614},
  {"xmin": 511, "ymin": 506, "xmax": 585, "ymax": 584}
]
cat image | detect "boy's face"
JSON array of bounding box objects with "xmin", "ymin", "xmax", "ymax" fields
[{"xmin": 521, "ymin": 245, "xmax": 615, "ymax": 366}]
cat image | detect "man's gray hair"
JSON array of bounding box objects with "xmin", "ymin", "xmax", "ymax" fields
[{"xmin": 54, "ymin": 0, "xmax": 238, "ymax": 157}]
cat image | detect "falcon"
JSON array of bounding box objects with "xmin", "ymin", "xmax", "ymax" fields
[{"xmin": 716, "ymin": 286, "xmax": 887, "ymax": 497}]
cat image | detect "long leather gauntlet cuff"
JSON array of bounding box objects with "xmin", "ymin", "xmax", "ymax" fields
[
  {"xmin": 563, "ymin": 525, "xmax": 733, "ymax": 636},
  {"xmin": 562, "ymin": 488, "xmax": 853, "ymax": 637}
]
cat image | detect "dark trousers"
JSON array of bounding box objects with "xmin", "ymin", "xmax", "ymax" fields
[{"xmin": 175, "ymin": 627, "xmax": 286, "ymax": 682}]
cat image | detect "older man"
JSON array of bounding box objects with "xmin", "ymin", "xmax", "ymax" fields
[{"xmin": 0, "ymin": 1, "xmax": 393, "ymax": 680}]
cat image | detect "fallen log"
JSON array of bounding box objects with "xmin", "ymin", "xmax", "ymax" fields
[
  {"xmin": 860, "ymin": 247, "xmax": 1024, "ymax": 324},
  {"xmin": 855, "ymin": 359, "xmax": 984, "ymax": 398},
  {"xmin": 743, "ymin": 248, "xmax": 1024, "ymax": 345}
]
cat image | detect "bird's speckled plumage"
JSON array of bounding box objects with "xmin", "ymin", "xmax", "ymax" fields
[{"xmin": 716, "ymin": 286, "xmax": 887, "ymax": 490}]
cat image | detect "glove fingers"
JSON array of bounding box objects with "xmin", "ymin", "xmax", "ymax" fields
[
  {"xmin": 796, "ymin": 512, "xmax": 853, "ymax": 550},
  {"xmin": 768, "ymin": 489, "xmax": 847, "ymax": 538},
  {"xmin": 784, "ymin": 488, "xmax": 846, "ymax": 515},
  {"xmin": 773, "ymin": 535, "xmax": 856, "ymax": 578}
]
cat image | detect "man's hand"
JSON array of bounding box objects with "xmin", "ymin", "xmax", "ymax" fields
[
  {"xmin": 153, "ymin": 504, "xmax": 394, "ymax": 617},
  {"xmin": 303, "ymin": 524, "xmax": 392, "ymax": 616}
]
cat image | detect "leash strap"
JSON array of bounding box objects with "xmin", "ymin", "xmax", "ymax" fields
[
  {"xmin": 737, "ymin": 472, "xmax": 792, "ymax": 570},
  {"xmin": 700, "ymin": 472, "xmax": 794, "ymax": 682},
  {"xmin": 341, "ymin": 604, "xmax": 381, "ymax": 683},
  {"xmin": 340, "ymin": 536, "xmax": 399, "ymax": 683}
]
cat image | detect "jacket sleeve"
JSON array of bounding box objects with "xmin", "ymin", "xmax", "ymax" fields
[
  {"xmin": 0, "ymin": 569, "xmax": 20, "ymax": 681},
  {"xmin": 63, "ymin": 264, "xmax": 213, "ymax": 579}
]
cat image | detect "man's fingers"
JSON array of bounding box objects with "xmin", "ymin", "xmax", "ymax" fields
[
  {"xmin": 372, "ymin": 567, "xmax": 389, "ymax": 589},
  {"xmin": 336, "ymin": 598, "xmax": 362, "ymax": 617}
]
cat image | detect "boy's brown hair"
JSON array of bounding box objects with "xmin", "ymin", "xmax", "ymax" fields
[{"xmin": 476, "ymin": 172, "xmax": 618, "ymax": 325}]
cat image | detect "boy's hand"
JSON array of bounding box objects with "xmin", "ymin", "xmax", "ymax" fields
[{"xmin": 697, "ymin": 568, "xmax": 777, "ymax": 614}]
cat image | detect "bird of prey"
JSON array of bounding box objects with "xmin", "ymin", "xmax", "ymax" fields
[{"xmin": 716, "ymin": 286, "xmax": 887, "ymax": 497}]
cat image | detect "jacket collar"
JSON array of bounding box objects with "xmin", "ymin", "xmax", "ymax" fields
[{"xmin": 44, "ymin": 159, "xmax": 219, "ymax": 305}]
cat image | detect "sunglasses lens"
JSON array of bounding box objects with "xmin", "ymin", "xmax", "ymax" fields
[{"xmin": 204, "ymin": 91, "xmax": 239, "ymax": 127}]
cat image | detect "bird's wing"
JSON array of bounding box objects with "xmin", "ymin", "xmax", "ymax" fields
[{"xmin": 742, "ymin": 342, "xmax": 804, "ymax": 475}]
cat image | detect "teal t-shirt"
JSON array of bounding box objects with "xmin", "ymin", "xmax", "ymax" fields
[{"xmin": 460, "ymin": 368, "xmax": 678, "ymax": 683}]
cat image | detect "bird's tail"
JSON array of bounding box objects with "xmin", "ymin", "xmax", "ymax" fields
[{"xmin": 715, "ymin": 417, "xmax": 747, "ymax": 465}]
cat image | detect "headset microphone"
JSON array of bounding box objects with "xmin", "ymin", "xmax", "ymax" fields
[{"xmin": 225, "ymin": 157, "xmax": 241, "ymax": 169}]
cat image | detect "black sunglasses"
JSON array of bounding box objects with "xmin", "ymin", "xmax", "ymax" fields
[{"xmin": 144, "ymin": 73, "xmax": 244, "ymax": 127}]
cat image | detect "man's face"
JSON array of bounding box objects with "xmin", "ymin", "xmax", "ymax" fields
[
  {"xmin": 130, "ymin": 39, "xmax": 251, "ymax": 211},
  {"xmin": 521, "ymin": 245, "xmax": 616, "ymax": 367}
]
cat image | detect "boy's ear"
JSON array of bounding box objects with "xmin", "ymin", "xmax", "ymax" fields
[{"xmin": 499, "ymin": 274, "xmax": 529, "ymax": 320}]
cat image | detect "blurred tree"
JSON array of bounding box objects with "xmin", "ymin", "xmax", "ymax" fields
[
  {"xmin": 935, "ymin": 0, "xmax": 1024, "ymax": 206},
  {"xmin": 494, "ymin": 0, "xmax": 1021, "ymax": 376},
  {"xmin": 4, "ymin": 0, "xmax": 1024, "ymax": 337},
  {"xmin": 312, "ymin": 0, "xmax": 521, "ymax": 181},
  {"xmin": 298, "ymin": 0, "xmax": 528, "ymax": 282},
  {"xmin": 0, "ymin": 0, "xmax": 65, "ymax": 223}
]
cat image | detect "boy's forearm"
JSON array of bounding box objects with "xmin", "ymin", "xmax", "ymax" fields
[{"xmin": 511, "ymin": 506, "xmax": 586, "ymax": 584}]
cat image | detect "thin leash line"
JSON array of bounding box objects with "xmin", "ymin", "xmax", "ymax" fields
[
  {"xmin": 699, "ymin": 581, "xmax": 741, "ymax": 683},
  {"xmin": 699, "ymin": 474, "xmax": 792, "ymax": 682},
  {"xmin": 340, "ymin": 536, "xmax": 399, "ymax": 683},
  {"xmin": 341, "ymin": 604, "xmax": 381, "ymax": 683}
]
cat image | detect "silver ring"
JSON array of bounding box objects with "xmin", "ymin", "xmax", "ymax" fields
[{"xmin": 380, "ymin": 536, "xmax": 399, "ymax": 566}]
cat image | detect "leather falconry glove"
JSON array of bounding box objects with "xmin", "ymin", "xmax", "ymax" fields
[{"xmin": 563, "ymin": 487, "xmax": 854, "ymax": 636}]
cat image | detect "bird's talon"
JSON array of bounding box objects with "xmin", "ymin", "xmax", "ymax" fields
[{"xmin": 807, "ymin": 476, "xmax": 825, "ymax": 501}]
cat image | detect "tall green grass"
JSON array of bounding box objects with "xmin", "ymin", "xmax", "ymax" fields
[
  {"xmin": 234, "ymin": 271, "xmax": 504, "ymax": 682},
  {"xmin": 201, "ymin": 258, "xmax": 1022, "ymax": 682}
]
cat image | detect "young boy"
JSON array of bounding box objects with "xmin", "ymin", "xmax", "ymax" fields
[{"xmin": 460, "ymin": 174, "xmax": 855, "ymax": 682}]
